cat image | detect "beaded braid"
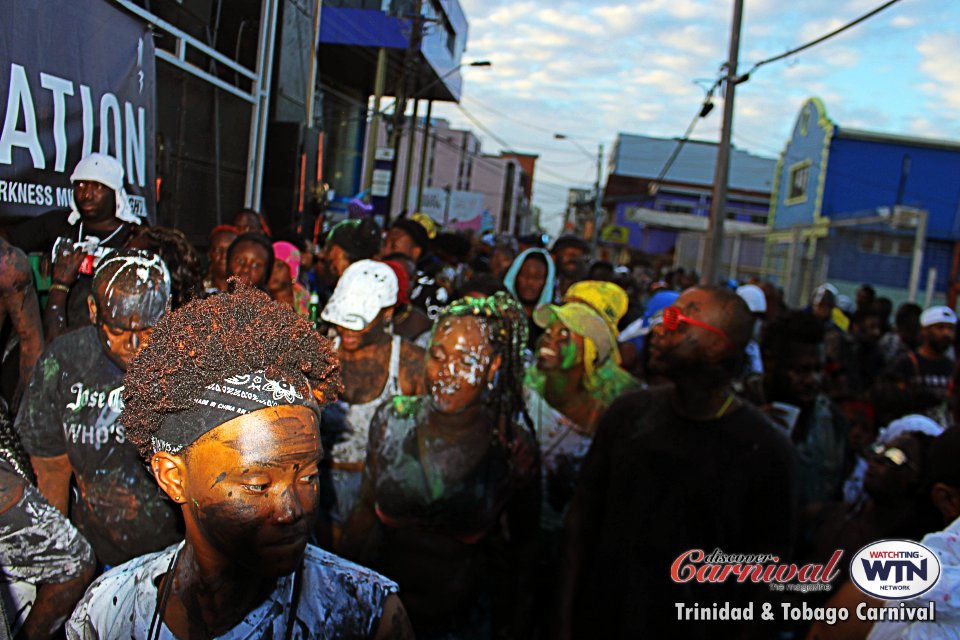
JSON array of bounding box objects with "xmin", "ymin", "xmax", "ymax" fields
[{"xmin": 437, "ymin": 292, "xmax": 533, "ymax": 437}]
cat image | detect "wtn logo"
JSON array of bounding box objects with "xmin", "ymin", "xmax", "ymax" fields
[
  {"xmin": 860, "ymin": 558, "xmax": 927, "ymax": 583},
  {"xmin": 851, "ymin": 540, "xmax": 941, "ymax": 600}
]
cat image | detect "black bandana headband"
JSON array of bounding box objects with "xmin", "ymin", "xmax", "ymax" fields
[{"xmin": 151, "ymin": 370, "xmax": 320, "ymax": 455}]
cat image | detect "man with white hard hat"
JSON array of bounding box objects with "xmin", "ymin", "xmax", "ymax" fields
[
  {"xmin": 5, "ymin": 154, "xmax": 142, "ymax": 340},
  {"xmin": 882, "ymin": 305, "xmax": 957, "ymax": 428}
]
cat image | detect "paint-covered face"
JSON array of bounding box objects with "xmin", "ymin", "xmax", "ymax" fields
[
  {"xmin": 207, "ymin": 231, "xmax": 237, "ymax": 280},
  {"xmin": 180, "ymin": 404, "xmax": 321, "ymax": 578},
  {"xmin": 233, "ymin": 212, "xmax": 263, "ymax": 236},
  {"xmin": 88, "ymin": 277, "xmax": 166, "ymax": 371},
  {"xmin": 94, "ymin": 311, "xmax": 155, "ymax": 372},
  {"xmin": 73, "ymin": 180, "xmax": 115, "ymax": 222},
  {"xmin": 227, "ymin": 240, "xmax": 270, "ymax": 287},
  {"xmin": 516, "ymin": 257, "xmax": 547, "ymax": 305},
  {"xmin": 383, "ymin": 228, "xmax": 420, "ymax": 262},
  {"xmin": 334, "ymin": 309, "xmax": 390, "ymax": 352},
  {"xmin": 426, "ymin": 316, "xmax": 499, "ymax": 413},
  {"xmin": 536, "ymin": 318, "xmax": 584, "ymax": 372}
]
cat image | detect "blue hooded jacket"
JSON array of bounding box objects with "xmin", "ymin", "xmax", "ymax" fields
[{"xmin": 503, "ymin": 248, "xmax": 557, "ymax": 308}]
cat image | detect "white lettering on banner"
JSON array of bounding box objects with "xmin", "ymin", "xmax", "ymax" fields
[
  {"xmin": 80, "ymin": 84, "xmax": 94, "ymax": 159},
  {"xmin": 0, "ymin": 180, "xmax": 54, "ymax": 206},
  {"xmin": 0, "ymin": 64, "xmax": 45, "ymax": 169},
  {"xmin": 56, "ymin": 186, "xmax": 72, "ymax": 207},
  {"xmin": 0, "ymin": 63, "xmax": 148, "ymax": 187},
  {"xmin": 39, "ymin": 72, "xmax": 74, "ymax": 171},
  {"xmin": 99, "ymin": 93, "xmax": 122, "ymax": 165}
]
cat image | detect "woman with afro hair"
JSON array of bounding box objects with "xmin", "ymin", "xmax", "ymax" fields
[{"xmin": 67, "ymin": 280, "xmax": 412, "ymax": 639}]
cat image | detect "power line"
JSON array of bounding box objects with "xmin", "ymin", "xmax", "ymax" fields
[
  {"xmin": 454, "ymin": 104, "xmax": 592, "ymax": 184},
  {"xmin": 645, "ymin": 0, "xmax": 903, "ymax": 198},
  {"xmin": 741, "ymin": 0, "xmax": 905, "ymax": 78}
]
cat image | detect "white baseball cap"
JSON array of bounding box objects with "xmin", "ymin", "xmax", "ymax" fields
[
  {"xmin": 321, "ymin": 260, "xmax": 398, "ymax": 331},
  {"xmin": 920, "ymin": 306, "xmax": 957, "ymax": 328},
  {"xmin": 736, "ymin": 284, "xmax": 767, "ymax": 314}
]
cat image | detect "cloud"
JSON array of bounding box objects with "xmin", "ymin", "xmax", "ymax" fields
[
  {"xmin": 890, "ymin": 15, "xmax": 918, "ymax": 28},
  {"xmin": 427, "ymin": 0, "xmax": 954, "ymax": 227},
  {"xmin": 916, "ymin": 32, "xmax": 960, "ymax": 111}
]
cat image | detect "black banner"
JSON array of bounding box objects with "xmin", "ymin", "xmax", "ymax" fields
[{"xmin": 0, "ymin": 0, "xmax": 155, "ymax": 222}]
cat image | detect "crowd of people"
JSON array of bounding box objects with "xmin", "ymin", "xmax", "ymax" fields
[{"xmin": 0, "ymin": 153, "xmax": 957, "ymax": 638}]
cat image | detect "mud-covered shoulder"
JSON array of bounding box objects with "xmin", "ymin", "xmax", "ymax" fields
[{"xmin": 0, "ymin": 238, "xmax": 34, "ymax": 294}]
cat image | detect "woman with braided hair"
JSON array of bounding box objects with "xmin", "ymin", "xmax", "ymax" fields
[
  {"xmin": 340, "ymin": 292, "xmax": 539, "ymax": 640},
  {"xmin": 67, "ymin": 280, "xmax": 412, "ymax": 640}
]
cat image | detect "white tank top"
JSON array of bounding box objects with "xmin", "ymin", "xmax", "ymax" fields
[{"xmin": 330, "ymin": 335, "xmax": 402, "ymax": 465}]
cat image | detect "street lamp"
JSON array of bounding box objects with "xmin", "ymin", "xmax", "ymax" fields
[
  {"xmin": 555, "ymin": 133, "xmax": 604, "ymax": 259},
  {"xmin": 381, "ymin": 60, "xmax": 492, "ymax": 117}
]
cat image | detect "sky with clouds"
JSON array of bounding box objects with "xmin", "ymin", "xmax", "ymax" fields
[{"xmin": 427, "ymin": 0, "xmax": 959, "ymax": 237}]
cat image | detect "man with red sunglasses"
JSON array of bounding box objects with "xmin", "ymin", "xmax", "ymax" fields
[{"xmin": 559, "ymin": 286, "xmax": 798, "ymax": 639}]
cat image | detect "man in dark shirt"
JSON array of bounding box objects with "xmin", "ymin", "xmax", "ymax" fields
[
  {"xmin": 4, "ymin": 153, "xmax": 140, "ymax": 255},
  {"xmin": 559, "ymin": 286, "xmax": 798, "ymax": 639},
  {"xmin": 881, "ymin": 305, "xmax": 956, "ymax": 428},
  {"xmin": 4, "ymin": 153, "xmax": 142, "ymax": 340},
  {"xmin": 15, "ymin": 250, "xmax": 181, "ymax": 567}
]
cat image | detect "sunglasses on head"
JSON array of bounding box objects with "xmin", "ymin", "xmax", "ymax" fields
[
  {"xmin": 654, "ymin": 305, "xmax": 732, "ymax": 343},
  {"xmin": 870, "ymin": 443, "xmax": 916, "ymax": 470}
]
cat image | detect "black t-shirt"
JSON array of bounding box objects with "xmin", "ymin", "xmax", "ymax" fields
[
  {"xmin": 14, "ymin": 326, "xmax": 181, "ymax": 566},
  {"xmin": 891, "ymin": 351, "xmax": 954, "ymax": 402},
  {"xmin": 5, "ymin": 209, "xmax": 133, "ymax": 255},
  {"xmin": 568, "ymin": 386, "xmax": 798, "ymax": 639}
]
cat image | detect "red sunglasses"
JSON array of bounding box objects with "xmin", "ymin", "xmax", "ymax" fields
[{"xmin": 657, "ymin": 305, "xmax": 732, "ymax": 343}]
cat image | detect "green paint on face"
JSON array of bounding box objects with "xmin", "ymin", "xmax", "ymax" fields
[{"xmin": 560, "ymin": 340, "xmax": 578, "ymax": 370}]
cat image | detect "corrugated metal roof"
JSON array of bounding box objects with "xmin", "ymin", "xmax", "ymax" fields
[{"xmin": 611, "ymin": 134, "xmax": 776, "ymax": 193}]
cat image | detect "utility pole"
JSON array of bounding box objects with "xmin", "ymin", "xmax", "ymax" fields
[
  {"xmin": 701, "ymin": 0, "xmax": 744, "ymax": 285},
  {"xmin": 401, "ymin": 99, "xmax": 419, "ymax": 212},
  {"xmin": 361, "ymin": 47, "xmax": 388, "ymax": 195},
  {"xmin": 415, "ymin": 100, "xmax": 433, "ymax": 212},
  {"xmin": 591, "ymin": 143, "xmax": 604, "ymax": 259},
  {"xmin": 384, "ymin": 0, "xmax": 424, "ymax": 225}
]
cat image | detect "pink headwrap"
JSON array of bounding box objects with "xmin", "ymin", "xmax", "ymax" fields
[{"xmin": 273, "ymin": 241, "xmax": 301, "ymax": 281}]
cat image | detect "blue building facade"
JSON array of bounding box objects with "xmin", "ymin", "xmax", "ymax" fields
[
  {"xmin": 604, "ymin": 134, "xmax": 775, "ymax": 255},
  {"xmin": 768, "ymin": 97, "xmax": 960, "ymax": 298}
]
